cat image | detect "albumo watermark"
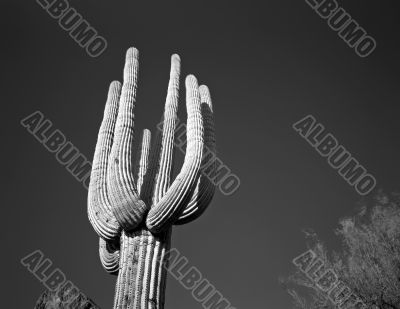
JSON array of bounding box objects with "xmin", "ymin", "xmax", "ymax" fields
[
  {"xmin": 21, "ymin": 249, "xmax": 96, "ymax": 309},
  {"xmin": 21, "ymin": 111, "xmax": 92, "ymax": 190},
  {"xmin": 157, "ymin": 117, "xmax": 240, "ymax": 196},
  {"xmin": 162, "ymin": 248, "xmax": 237, "ymax": 309},
  {"xmin": 305, "ymin": 0, "xmax": 377, "ymax": 58},
  {"xmin": 36, "ymin": 0, "xmax": 107, "ymax": 57},
  {"xmin": 293, "ymin": 250, "xmax": 366, "ymax": 308},
  {"xmin": 293, "ymin": 115, "xmax": 376, "ymax": 196}
]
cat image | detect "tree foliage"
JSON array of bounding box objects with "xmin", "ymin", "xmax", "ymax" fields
[{"xmin": 282, "ymin": 192, "xmax": 400, "ymax": 309}]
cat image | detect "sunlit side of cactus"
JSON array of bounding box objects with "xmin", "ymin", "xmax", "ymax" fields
[{"xmin": 88, "ymin": 47, "xmax": 216, "ymax": 309}]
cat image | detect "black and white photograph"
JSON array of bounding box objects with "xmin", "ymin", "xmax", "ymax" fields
[{"xmin": 3, "ymin": 0, "xmax": 400, "ymax": 308}]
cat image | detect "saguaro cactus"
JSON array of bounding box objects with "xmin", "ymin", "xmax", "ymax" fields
[{"xmin": 88, "ymin": 47, "xmax": 216, "ymax": 309}]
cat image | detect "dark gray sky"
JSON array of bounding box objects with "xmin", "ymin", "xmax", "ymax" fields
[{"xmin": 3, "ymin": 0, "xmax": 400, "ymax": 308}]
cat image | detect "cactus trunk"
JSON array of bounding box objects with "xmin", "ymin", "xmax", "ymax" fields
[{"xmin": 113, "ymin": 228, "xmax": 171, "ymax": 309}]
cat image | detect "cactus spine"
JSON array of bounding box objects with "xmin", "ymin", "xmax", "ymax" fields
[{"xmin": 88, "ymin": 47, "xmax": 216, "ymax": 309}]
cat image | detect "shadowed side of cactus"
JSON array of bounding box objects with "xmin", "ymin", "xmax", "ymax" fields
[{"xmin": 88, "ymin": 47, "xmax": 216, "ymax": 309}]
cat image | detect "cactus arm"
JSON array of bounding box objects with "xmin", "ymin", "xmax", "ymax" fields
[
  {"xmin": 88, "ymin": 81, "xmax": 122, "ymax": 241},
  {"xmin": 146, "ymin": 75, "xmax": 204, "ymax": 233},
  {"xmin": 152, "ymin": 54, "xmax": 181, "ymax": 203},
  {"xmin": 175, "ymin": 85, "xmax": 216, "ymax": 224},
  {"xmin": 140, "ymin": 55, "xmax": 180, "ymax": 207},
  {"xmin": 99, "ymin": 237, "xmax": 120, "ymax": 275},
  {"xmin": 134, "ymin": 129, "xmax": 152, "ymax": 196},
  {"xmin": 141, "ymin": 129, "xmax": 162, "ymax": 206},
  {"xmin": 107, "ymin": 48, "xmax": 148, "ymax": 232},
  {"xmin": 97, "ymin": 129, "xmax": 152, "ymax": 277}
]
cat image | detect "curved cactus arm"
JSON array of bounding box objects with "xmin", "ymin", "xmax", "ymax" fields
[
  {"xmin": 88, "ymin": 81, "xmax": 122, "ymax": 241},
  {"xmin": 140, "ymin": 55, "xmax": 180, "ymax": 207},
  {"xmin": 107, "ymin": 48, "xmax": 148, "ymax": 232},
  {"xmin": 99, "ymin": 237, "xmax": 120, "ymax": 275},
  {"xmin": 134, "ymin": 129, "xmax": 151, "ymax": 196},
  {"xmin": 146, "ymin": 75, "xmax": 204, "ymax": 233},
  {"xmin": 174, "ymin": 85, "xmax": 216, "ymax": 224},
  {"xmin": 140, "ymin": 55, "xmax": 181, "ymax": 207},
  {"xmin": 152, "ymin": 54, "xmax": 181, "ymax": 203}
]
